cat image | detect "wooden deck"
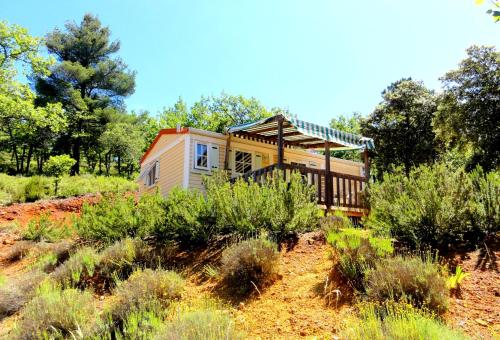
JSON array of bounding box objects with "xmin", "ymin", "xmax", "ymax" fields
[{"xmin": 231, "ymin": 163, "xmax": 369, "ymax": 213}]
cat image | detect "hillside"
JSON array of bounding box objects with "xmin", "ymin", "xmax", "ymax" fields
[{"xmin": 0, "ymin": 197, "xmax": 498, "ymax": 339}]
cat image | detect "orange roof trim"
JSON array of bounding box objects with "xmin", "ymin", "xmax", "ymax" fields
[{"xmin": 140, "ymin": 127, "xmax": 189, "ymax": 164}]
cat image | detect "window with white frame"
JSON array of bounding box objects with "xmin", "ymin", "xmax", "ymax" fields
[
  {"xmin": 234, "ymin": 150, "xmax": 252, "ymax": 174},
  {"xmin": 194, "ymin": 142, "xmax": 209, "ymax": 170}
]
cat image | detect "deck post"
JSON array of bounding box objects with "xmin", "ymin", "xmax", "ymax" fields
[
  {"xmin": 324, "ymin": 142, "xmax": 331, "ymax": 209},
  {"xmin": 363, "ymin": 149, "xmax": 370, "ymax": 182},
  {"xmin": 277, "ymin": 116, "xmax": 284, "ymax": 170}
]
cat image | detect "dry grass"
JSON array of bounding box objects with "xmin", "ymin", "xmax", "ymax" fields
[{"xmin": 0, "ymin": 270, "xmax": 46, "ymax": 319}]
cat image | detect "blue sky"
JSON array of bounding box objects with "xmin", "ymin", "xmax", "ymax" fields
[{"xmin": 3, "ymin": 0, "xmax": 499, "ymax": 126}]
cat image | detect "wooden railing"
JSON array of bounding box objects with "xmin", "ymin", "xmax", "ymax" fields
[{"xmin": 230, "ymin": 163, "xmax": 368, "ymax": 209}]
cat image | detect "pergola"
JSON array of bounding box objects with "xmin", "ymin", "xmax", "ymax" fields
[{"xmin": 227, "ymin": 114, "xmax": 374, "ymax": 209}]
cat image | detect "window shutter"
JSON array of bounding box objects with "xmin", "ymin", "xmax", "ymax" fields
[
  {"xmin": 227, "ymin": 149, "xmax": 234, "ymax": 171},
  {"xmin": 209, "ymin": 144, "xmax": 220, "ymax": 170},
  {"xmin": 155, "ymin": 161, "xmax": 160, "ymax": 180},
  {"xmin": 254, "ymin": 153, "xmax": 262, "ymax": 170}
]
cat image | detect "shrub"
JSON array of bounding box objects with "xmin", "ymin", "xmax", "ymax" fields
[
  {"xmin": 57, "ymin": 174, "xmax": 138, "ymax": 198},
  {"xmin": 43, "ymin": 155, "xmax": 76, "ymax": 195},
  {"xmin": 157, "ymin": 308, "xmax": 243, "ymax": 340},
  {"xmin": 366, "ymin": 163, "xmax": 500, "ymax": 249},
  {"xmin": 15, "ymin": 282, "xmax": 97, "ymax": 339},
  {"xmin": 4, "ymin": 240, "xmax": 33, "ymax": 261},
  {"xmin": 0, "ymin": 270, "xmax": 45, "ymax": 320},
  {"xmin": 365, "ymin": 255, "xmax": 449, "ymax": 313},
  {"xmin": 24, "ymin": 176, "xmax": 51, "ymax": 202},
  {"xmin": 327, "ymin": 228, "xmax": 393, "ymax": 291},
  {"xmin": 205, "ymin": 171, "xmax": 320, "ymax": 241},
  {"xmin": 341, "ymin": 301, "xmax": 467, "ymax": 340},
  {"xmin": 109, "ymin": 269, "xmax": 184, "ymax": 322},
  {"xmin": 50, "ymin": 246, "xmax": 101, "ymax": 288},
  {"xmin": 22, "ymin": 213, "xmax": 70, "ymax": 242},
  {"xmin": 153, "ymin": 187, "xmax": 212, "ymax": 244},
  {"xmin": 75, "ymin": 193, "xmax": 164, "ymax": 243},
  {"xmin": 99, "ymin": 238, "xmax": 146, "ymax": 283},
  {"xmin": 0, "ymin": 174, "xmax": 28, "ymax": 204},
  {"xmin": 220, "ymin": 238, "xmax": 280, "ymax": 294}
]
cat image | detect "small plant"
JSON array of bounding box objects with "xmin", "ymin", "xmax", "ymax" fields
[
  {"xmin": 15, "ymin": 281, "xmax": 97, "ymax": 339},
  {"xmin": 22, "ymin": 213, "xmax": 70, "ymax": 242},
  {"xmin": 5, "ymin": 240, "xmax": 33, "ymax": 261},
  {"xmin": 43, "ymin": 154, "xmax": 76, "ymax": 195},
  {"xmin": 327, "ymin": 228, "xmax": 393, "ymax": 291},
  {"xmin": 341, "ymin": 301, "xmax": 468, "ymax": 340},
  {"xmin": 220, "ymin": 238, "xmax": 280, "ymax": 295},
  {"xmin": 0, "ymin": 270, "xmax": 46, "ymax": 320},
  {"xmin": 447, "ymin": 266, "xmax": 470, "ymax": 294},
  {"xmin": 109, "ymin": 268, "xmax": 184, "ymax": 323},
  {"xmin": 365, "ymin": 255, "xmax": 449, "ymax": 314},
  {"xmin": 23, "ymin": 176, "xmax": 51, "ymax": 202},
  {"xmin": 50, "ymin": 246, "xmax": 101, "ymax": 288}
]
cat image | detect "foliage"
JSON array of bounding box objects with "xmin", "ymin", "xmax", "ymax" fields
[
  {"xmin": 155, "ymin": 187, "xmax": 211, "ymax": 244},
  {"xmin": 366, "ymin": 163, "xmax": 500, "ymax": 249},
  {"xmin": 23, "ymin": 175, "xmax": 51, "ymax": 202},
  {"xmin": 22, "ymin": 213, "xmax": 70, "ymax": 242},
  {"xmin": 50, "ymin": 246, "xmax": 101, "ymax": 288},
  {"xmin": 205, "ymin": 171, "xmax": 320, "ymax": 241},
  {"xmin": 434, "ymin": 45, "xmax": 500, "ymax": 170},
  {"xmin": 475, "ymin": 0, "xmax": 500, "ymax": 22},
  {"xmin": 108, "ymin": 269, "xmax": 184, "ymax": 323},
  {"xmin": 361, "ymin": 78, "xmax": 438, "ymax": 177},
  {"xmin": 75, "ymin": 193, "xmax": 164, "ymax": 244},
  {"xmin": 327, "ymin": 228, "xmax": 393, "ymax": 290},
  {"xmin": 43, "ymin": 154, "xmax": 76, "ymax": 194},
  {"xmin": 0, "ymin": 270, "xmax": 45, "ymax": 320},
  {"xmin": 447, "ymin": 266, "xmax": 470, "ymax": 291},
  {"xmin": 157, "ymin": 307, "xmax": 243, "ymax": 340},
  {"xmin": 330, "ymin": 113, "xmax": 363, "ymax": 161},
  {"xmin": 220, "ymin": 238, "xmax": 280, "ymax": 294},
  {"xmin": 158, "ymin": 93, "xmax": 272, "ymax": 134},
  {"xmin": 365, "ymin": 255, "xmax": 449, "ymax": 314},
  {"xmin": 341, "ymin": 301, "xmax": 467, "ymax": 340},
  {"xmin": 0, "ymin": 174, "xmax": 137, "ymax": 205},
  {"xmin": 15, "ymin": 282, "xmax": 97, "ymax": 339},
  {"xmin": 35, "ymin": 14, "xmax": 136, "ymax": 174},
  {"xmin": 98, "ymin": 238, "xmax": 147, "ymax": 283}
]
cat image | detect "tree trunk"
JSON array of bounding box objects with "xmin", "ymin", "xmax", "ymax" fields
[
  {"xmin": 25, "ymin": 144, "xmax": 34, "ymax": 175},
  {"xmin": 117, "ymin": 155, "xmax": 121, "ymax": 176},
  {"xmin": 72, "ymin": 138, "xmax": 81, "ymax": 175},
  {"xmin": 19, "ymin": 145, "xmax": 26, "ymax": 174}
]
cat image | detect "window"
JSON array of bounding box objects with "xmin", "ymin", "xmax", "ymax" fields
[
  {"xmin": 146, "ymin": 161, "xmax": 159, "ymax": 186},
  {"xmin": 195, "ymin": 142, "xmax": 209, "ymax": 170},
  {"xmin": 235, "ymin": 150, "xmax": 252, "ymax": 174}
]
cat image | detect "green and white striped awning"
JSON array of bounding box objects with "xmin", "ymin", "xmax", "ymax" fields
[{"xmin": 227, "ymin": 114, "xmax": 374, "ymax": 150}]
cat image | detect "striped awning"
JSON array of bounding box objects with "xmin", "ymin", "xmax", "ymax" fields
[{"xmin": 227, "ymin": 114, "xmax": 374, "ymax": 150}]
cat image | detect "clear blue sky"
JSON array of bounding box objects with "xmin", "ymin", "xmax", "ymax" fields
[{"xmin": 3, "ymin": 0, "xmax": 499, "ymax": 126}]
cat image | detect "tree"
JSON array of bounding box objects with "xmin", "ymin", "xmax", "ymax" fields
[
  {"xmin": 158, "ymin": 93, "xmax": 272, "ymax": 133},
  {"xmin": 361, "ymin": 78, "xmax": 438, "ymax": 177},
  {"xmin": 35, "ymin": 14, "xmax": 136, "ymax": 174},
  {"xmin": 44, "ymin": 154, "xmax": 75, "ymax": 194},
  {"xmin": 475, "ymin": 0, "xmax": 500, "ymax": 22},
  {"xmin": 330, "ymin": 113, "xmax": 363, "ymax": 161},
  {"xmin": 434, "ymin": 45, "xmax": 500, "ymax": 170},
  {"xmin": 0, "ymin": 21, "xmax": 65, "ymax": 175}
]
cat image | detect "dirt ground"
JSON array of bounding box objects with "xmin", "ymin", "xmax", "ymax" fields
[{"xmin": 0, "ymin": 198, "xmax": 499, "ymax": 339}]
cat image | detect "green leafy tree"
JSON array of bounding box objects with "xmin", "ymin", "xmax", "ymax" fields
[
  {"xmin": 361, "ymin": 78, "xmax": 438, "ymax": 177},
  {"xmin": 35, "ymin": 14, "xmax": 136, "ymax": 174},
  {"xmin": 475, "ymin": 0, "xmax": 500, "ymax": 22},
  {"xmin": 434, "ymin": 45, "xmax": 500, "ymax": 171},
  {"xmin": 330, "ymin": 113, "xmax": 363, "ymax": 161},
  {"xmin": 0, "ymin": 21, "xmax": 65, "ymax": 175},
  {"xmin": 158, "ymin": 93, "xmax": 272, "ymax": 133},
  {"xmin": 44, "ymin": 154, "xmax": 76, "ymax": 194}
]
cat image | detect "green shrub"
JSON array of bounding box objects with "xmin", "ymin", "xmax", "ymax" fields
[
  {"xmin": 58, "ymin": 174, "xmax": 138, "ymax": 198},
  {"xmin": 220, "ymin": 238, "xmax": 280, "ymax": 294},
  {"xmin": 99, "ymin": 238, "xmax": 147, "ymax": 283},
  {"xmin": 341, "ymin": 301, "xmax": 467, "ymax": 340},
  {"xmin": 327, "ymin": 228, "xmax": 393, "ymax": 291},
  {"xmin": 0, "ymin": 174, "xmax": 28, "ymax": 204},
  {"xmin": 22, "ymin": 213, "xmax": 70, "ymax": 242},
  {"xmin": 114, "ymin": 302, "xmax": 165, "ymax": 339},
  {"xmin": 205, "ymin": 171, "xmax": 320, "ymax": 241},
  {"xmin": 43, "ymin": 155, "xmax": 76, "ymax": 195},
  {"xmin": 50, "ymin": 246, "xmax": 101, "ymax": 288},
  {"xmin": 24, "ymin": 176, "xmax": 51, "ymax": 202},
  {"xmin": 109, "ymin": 269, "xmax": 184, "ymax": 322},
  {"xmin": 155, "ymin": 187, "xmax": 212, "ymax": 244},
  {"xmin": 365, "ymin": 255, "xmax": 449, "ymax": 314},
  {"xmin": 15, "ymin": 282, "xmax": 97, "ymax": 339},
  {"xmin": 157, "ymin": 308, "xmax": 243, "ymax": 340},
  {"xmin": 75, "ymin": 193, "xmax": 164, "ymax": 244},
  {"xmin": 366, "ymin": 163, "xmax": 500, "ymax": 249}
]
